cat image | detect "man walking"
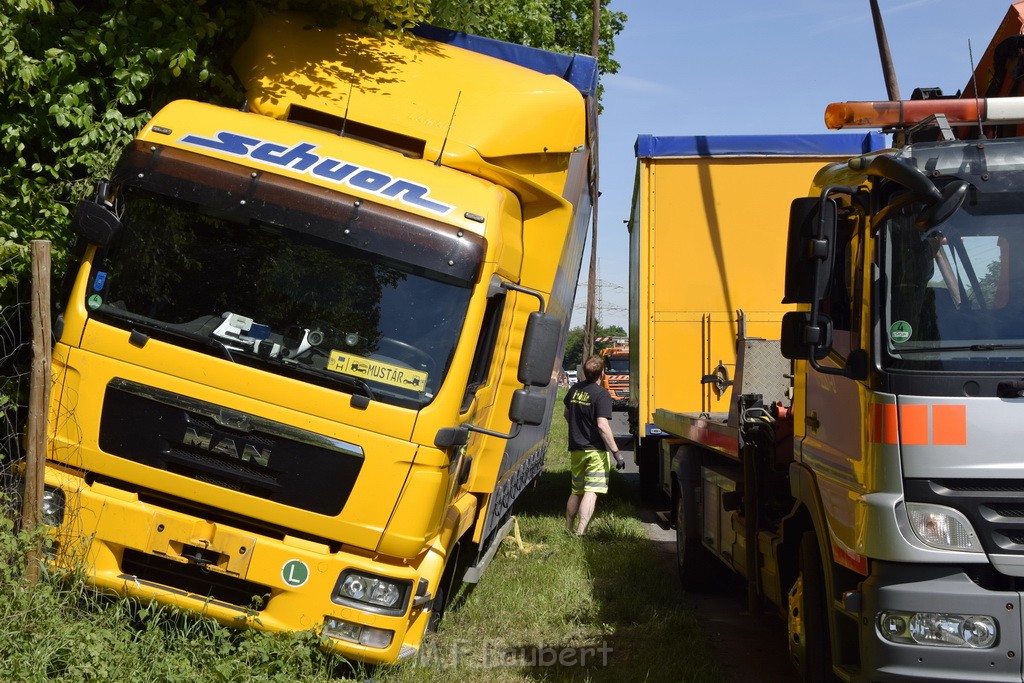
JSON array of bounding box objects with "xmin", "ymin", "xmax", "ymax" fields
[{"xmin": 564, "ymin": 355, "xmax": 624, "ymax": 536}]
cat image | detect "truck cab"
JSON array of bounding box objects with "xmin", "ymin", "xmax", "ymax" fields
[{"xmin": 599, "ymin": 342, "xmax": 629, "ymax": 409}]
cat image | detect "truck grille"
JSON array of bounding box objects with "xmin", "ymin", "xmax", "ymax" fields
[
  {"xmin": 121, "ymin": 548, "xmax": 271, "ymax": 610},
  {"xmin": 906, "ymin": 478, "xmax": 1024, "ymax": 555},
  {"xmin": 99, "ymin": 378, "xmax": 364, "ymax": 516}
]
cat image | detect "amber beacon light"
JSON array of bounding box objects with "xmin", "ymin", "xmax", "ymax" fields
[{"xmin": 825, "ymin": 96, "xmax": 1024, "ymax": 129}]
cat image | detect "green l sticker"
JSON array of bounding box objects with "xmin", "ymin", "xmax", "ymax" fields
[{"xmin": 281, "ymin": 559, "xmax": 309, "ymax": 587}]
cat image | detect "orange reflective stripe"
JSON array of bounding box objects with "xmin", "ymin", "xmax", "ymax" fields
[
  {"xmin": 900, "ymin": 404, "xmax": 929, "ymax": 445},
  {"xmin": 871, "ymin": 403, "xmax": 900, "ymax": 444},
  {"xmin": 870, "ymin": 402, "xmax": 968, "ymax": 446},
  {"xmin": 932, "ymin": 404, "xmax": 967, "ymax": 446}
]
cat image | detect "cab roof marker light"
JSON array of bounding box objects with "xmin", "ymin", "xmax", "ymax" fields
[{"xmin": 825, "ymin": 96, "xmax": 1024, "ymax": 130}]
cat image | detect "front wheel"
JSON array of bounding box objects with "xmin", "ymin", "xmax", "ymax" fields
[
  {"xmin": 427, "ymin": 545, "xmax": 461, "ymax": 634},
  {"xmin": 788, "ymin": 531, "xmax": 835, "ymax": 682}
]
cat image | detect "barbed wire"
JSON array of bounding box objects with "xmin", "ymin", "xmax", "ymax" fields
[{"xmin": 1, "ymin": 253, "xmax": 30, "ymax": 502}]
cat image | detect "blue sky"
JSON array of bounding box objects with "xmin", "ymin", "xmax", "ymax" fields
[{"xmin": 574, "ymin": 0, "xmax": 1013, "ymax": 330}]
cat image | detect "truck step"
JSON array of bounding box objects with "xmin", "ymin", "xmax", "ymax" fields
[{"xmin": 654, "ymin": 510, "xmax": 673, "ymax": 529}]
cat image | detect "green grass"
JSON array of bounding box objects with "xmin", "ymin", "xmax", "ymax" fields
[
  {"xmin": 378, "ymin": 393, "xmax": 723, "ymax": 682},
  {"xmin": 0, "ymin": 392, "xmax": 723, "ymax": 682}
]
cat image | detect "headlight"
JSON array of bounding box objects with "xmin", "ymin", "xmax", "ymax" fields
[
  {"xmin": 323, "ymin": 617, "xmax": 394, "ymax": 649},
  {"xmin": 879, "ymin": 611, "xmax": 997, "ymax": 649},
  {"xmin": 906, "ymin": 503, "xmax": 982, "ymax": 552},
  {"xmin": 332, "ymin": 569, "xmax": 410, "ymax": 615},
  {"xmin": 41, "ymin": 487, "xmax": 66, "ymax": 527}
]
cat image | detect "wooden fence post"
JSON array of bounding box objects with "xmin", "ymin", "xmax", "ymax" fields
[{"xmin": 24, "ymin": 240, "xmax": 51, "ymax": 584}]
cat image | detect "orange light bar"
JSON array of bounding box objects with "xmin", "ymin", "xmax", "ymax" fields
[{"xmin": 824, "ymin": 96, "xmax": 1024, "ymax": 129}]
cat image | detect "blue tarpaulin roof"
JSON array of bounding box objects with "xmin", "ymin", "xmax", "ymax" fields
[
  {"xmin": 412, "ymin": 25, "xmax": 598, "ymax": 97},
  {"xmin": 635, "ymin": 133, "xmax": 886, "ymax": 158}
]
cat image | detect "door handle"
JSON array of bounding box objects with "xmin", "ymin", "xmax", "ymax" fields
[{"xmin": 806, "ymin": 411, "xmax": 820, "ymax": 432}]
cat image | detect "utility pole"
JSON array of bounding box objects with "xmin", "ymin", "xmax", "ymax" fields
[
  {"xmin": 869, "ymin": 0, "xmax": 901, "ymax": 101},
  {"xmin": 583, "ymin": 0, "xmax": 600, "ymax": 358}
]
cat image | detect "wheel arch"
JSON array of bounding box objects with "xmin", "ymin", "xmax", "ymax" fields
[{"xmin": 786, "ymin": 461, "xmax": 858, "ymax": 677}]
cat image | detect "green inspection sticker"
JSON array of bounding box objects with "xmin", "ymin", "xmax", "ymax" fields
[
  {"xmin": 889, "ymin": 320, "xmax": 912, "ymax": 343},
  {"xmin": 281, "ymin": 559, "xmax": 310, "ymax": 588},
  {"xmin": 87, "ymin": 294, "xmax": 103, "ymax": 310}
]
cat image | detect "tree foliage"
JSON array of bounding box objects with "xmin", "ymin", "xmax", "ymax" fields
[{"xmin": 432, "ymin": 0, "xmax": 625, "ymax": 79}]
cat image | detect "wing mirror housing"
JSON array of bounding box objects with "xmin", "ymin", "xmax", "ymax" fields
[
  {"xmin": 518, "ymin": 311, "xmax": 560, "ymax": 387},
  {"xmin": 783, "ymin": 197, "xmax": 837, "ymax": 304},
  {"xmin": 508, "ymin": 389, "xmax": 547, "ymax": 426},
  {"xmin": 780, "ymin": 312, "xmax": 833, "ymax": 360},
  {"xmin": 72, "ymin": 198, "xmax": 120, "ymax": 247}
]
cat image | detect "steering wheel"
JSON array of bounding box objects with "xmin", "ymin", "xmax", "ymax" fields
[{"xmin": 375, "ymin": 337, "xmax": 436, "ymax": 374}]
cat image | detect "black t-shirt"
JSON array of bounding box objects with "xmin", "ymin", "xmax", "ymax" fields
[{"xmin": 564, "ymin": 381, "xmax": 612, "ymax": 451}]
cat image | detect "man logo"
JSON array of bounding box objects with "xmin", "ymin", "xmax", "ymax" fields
[{"xmin": 182, "ymin": 427, "xmax": 271, "ymax": 467}]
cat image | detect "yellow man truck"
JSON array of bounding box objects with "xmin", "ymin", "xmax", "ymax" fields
[
  {"xmin": 43, "ymin": 13, "xmax": 595, "ymax": 663},
  {"xmin": 637, "ymin": 6, "xmax": 1024, "ymax": 679}
]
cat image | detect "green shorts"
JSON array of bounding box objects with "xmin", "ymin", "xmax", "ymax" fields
[{"xmin": 570, "ymin": 449, "xmax": 610, "ymax": 495}]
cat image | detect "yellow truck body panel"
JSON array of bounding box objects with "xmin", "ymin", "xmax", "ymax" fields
[{"xmin": 627, "ymin": 135, "xmax": 882, "ymax": 446}]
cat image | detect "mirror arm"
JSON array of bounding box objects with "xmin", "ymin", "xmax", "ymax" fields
[
  {"xmin": 465, "ymin": 422, "xmax": 523, "ymax": 441},
  {"xmin": 808, "ymin": 355, "xmax": 851, "ymax": 377},
  {"xmin": 500, "ymin": 281, "xmax": 546, "ymax": 313},
  {"xmin": 434, "ymin": 421, "xmax": 525, "ymax": 448}
]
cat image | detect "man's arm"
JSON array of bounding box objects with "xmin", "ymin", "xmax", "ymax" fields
[{"xmin": 595, "ymin": 416, "xmax": 624, "ymax": 468}]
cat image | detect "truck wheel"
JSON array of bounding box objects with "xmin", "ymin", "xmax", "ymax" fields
[
  {"xmin": 788, "ymin": 531, "xmax": 835, "ymax": 682},
  {"xmin": 638, "ymin": 438, "xmax": 657, "ymax": 495},
  {"xmin": 427, "ymin": 546, "xmax": 460, "ymax": 634},
  {"xmin": 675, "ymin": 492, "xmax": 715, "ymax": 591}
]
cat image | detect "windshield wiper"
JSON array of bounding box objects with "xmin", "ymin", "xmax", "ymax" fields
[
  {"xmin": 277, "ymin": 362, "xmax": 377, "ymax": 402},
  {"xmin": 122, "ymin": 318, "xmax": 236, "ymax": 361}
]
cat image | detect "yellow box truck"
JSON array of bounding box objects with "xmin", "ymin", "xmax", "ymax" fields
[
  {"xmin": 42, "ymin": 13, "xmax": 595, "ymax": 664},
  {"xmin": 627, "ymin": 134, "xmax": 882, "ymax": 496}
]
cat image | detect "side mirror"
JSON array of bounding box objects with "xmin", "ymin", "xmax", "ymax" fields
[
  {"xmin": 518, "ymin": 311, "xmax": 560, "ymax": 387},
  {"xmin": 783, "ymin": 197, "xmax": 837, "ymax": 304},
  {"xmin": 780, "ymin": 311, "xmax": 832, "ymax": 360},
  {"xmin": 72, "ymin": 199, "xmax": 121, "ymax": 247},
  {"xmin": 509, "ymin": 389, "xmax": 547, "ymax": 426},
  {"xmin": 916, "ymin": 180, "xmax": 969, "ymax": 230}
]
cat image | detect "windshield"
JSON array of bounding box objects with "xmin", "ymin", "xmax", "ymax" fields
[
  {"xmin": 604, "ymin": 357, "xmax": 629, "ymax": 374},
  {"xmin": 86, "ymin": 147, "xmax": 483, "ymax": 408},
  {"xmin": 883, "ymin": 189, "xmax": 1024, "ymax": 372}
]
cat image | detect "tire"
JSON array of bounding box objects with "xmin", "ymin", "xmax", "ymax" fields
[
  {"xmin": 426, "ymin": 545, "xmax": 461, "ymax": 634},
  {"xmin": 675, "ymin": 491, "xmax": 717, "ymax": 591},
  {"xmin": 638, "ymin": 437, "xmax": 658, "ymax": 496},
  {"xmin": 788, "ymin": 531, "xmax": 835, "ymax": 682},
  {"xmin": 426, "ymin": 581, "xmax": 447, "ymax": 634}
]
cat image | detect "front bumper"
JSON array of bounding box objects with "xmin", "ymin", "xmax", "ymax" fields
[
  {"xmin": 46, "ymin": 467, "xmax": 434, "ymax": 664},
  {"xmin": 859, "ymin": 561, "xmax": 1022, "ymax": 681}
]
